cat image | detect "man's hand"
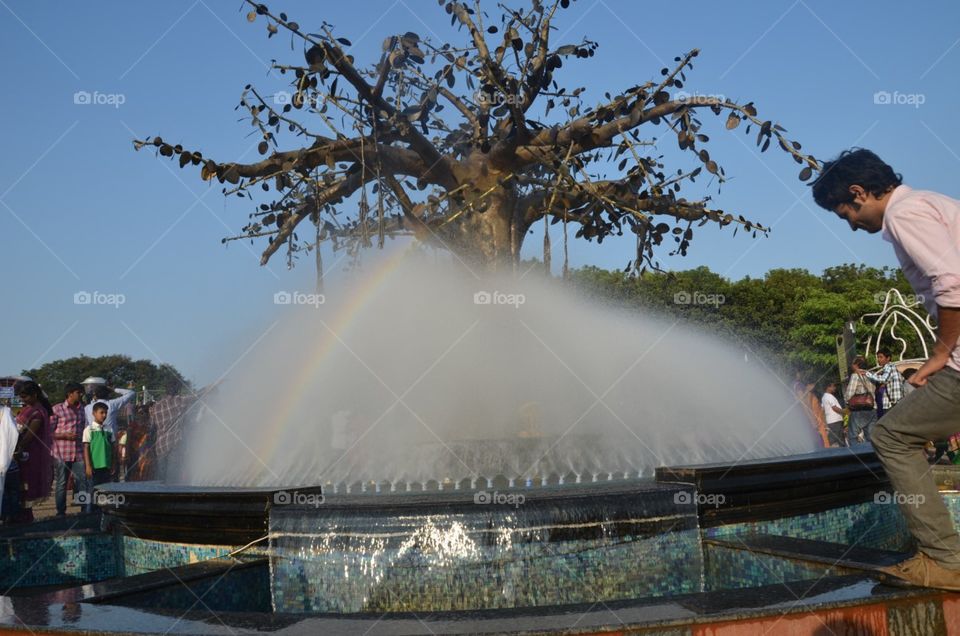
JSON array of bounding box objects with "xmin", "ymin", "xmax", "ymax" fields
[
  {"xmin": 913, "ymin": 305, "xmax": 960, "ymax": 387},
  {"xmin": 85, "ymin": 466, "xmax": 93, "ymax": 479},
  {"xmin": 910, "ymin": 352, "xmax": 950, "ymax": 387}
]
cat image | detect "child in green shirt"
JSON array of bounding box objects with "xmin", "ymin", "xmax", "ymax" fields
[{"xmin": 83, "ymin": 402, "xmax": 117, "ymax": 495}]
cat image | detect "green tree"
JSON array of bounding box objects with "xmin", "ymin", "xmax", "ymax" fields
[
  {"xmin": 566, "ymin": 262, "xmax": 931, "ymax": 385},
  {"xmin": 22, "ymin": 355, "xmax": 190, "ymax": 404},
  {"xmin": 725, "ymin": 268, "xmax": 821, "ymax": 351}
]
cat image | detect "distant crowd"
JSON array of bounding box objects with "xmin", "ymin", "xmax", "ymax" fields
[
  {"xmin": 796, "ymin": 348, "xmax": 960, "ymax": 462},
  {"xmin": 0, "ymin": 377, "xmax": 212, "ymax": 524}
]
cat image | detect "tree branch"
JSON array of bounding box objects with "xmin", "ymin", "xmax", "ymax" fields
[
  {"xmin": 453, "ymin": 2, "xmax": 529, "ymax": 152},
  {"xmin": 133, "ymin": 136, "xmax": 441, "ymax": 187},
  {"xmin": 521, "ymin": 0, "xmax": 560, "ymax": 114},
  {"xmin": 244, "ymin": 1, "xmax": 458, "ymax": 188},
  {"xmin": 516, "ymin": 97, "xmax": 815, "ymax": 169},
  {"xmin": 384, "ymin": 174, "xmax": 433, "ymax": 242},
  {"xmin": 260, "ymin": 170, "xmax": 368, "ymax": 265}
]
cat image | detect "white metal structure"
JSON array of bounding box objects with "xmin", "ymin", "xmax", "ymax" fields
[{"xmin": 860, "ymin": 289, "xmax": 936, "ymax": 364}]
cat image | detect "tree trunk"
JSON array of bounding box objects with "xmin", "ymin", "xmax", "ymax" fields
[{"xmin": 443, "ymin": 188, "xmax": 525, "ymax": 273}]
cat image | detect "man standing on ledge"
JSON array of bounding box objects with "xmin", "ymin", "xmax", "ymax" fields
[{"xmin": 812, "ymin": 148, "xmax": 960, "ymax": 590}]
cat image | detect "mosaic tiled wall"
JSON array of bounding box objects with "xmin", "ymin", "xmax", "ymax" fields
[
  {"xmin": 703, "ymin": 543, "xmax": 835, "ymax": 591},
  {"xmin": 114, "ymin": 562, "xmax": 272, "ymax": 613},
  {"xmin": 117, "ymin": 536, "xmax": 243, "ymax": 576},
  {"xmin": 270, "ymin": 515, "xmax": 703, "ymax": 613},
  {"xmin": 5, "ymin": 492, "xmax": 960, "ymax": 609},
  {"xmin": 267, "ymin": 495, "xmax": 935, "ymax": 614},
  {"xmin": 705, "ymin": 500, "xmax": 914, "ymax": 552},
  {"xmin": 943, "ymin": 492, "xmax": 960, "ymax": 529},
  {"xmin": 0, "ymin": 531, "xmax": 116, "ymax": 588}
]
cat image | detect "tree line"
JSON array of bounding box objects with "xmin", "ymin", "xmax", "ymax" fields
[
  {"xmin": 20, "ymin": 355, "xmax": 189, "ymax": 404},
  {"xmin": 566, "ymin": 263, "xmax": 926, "ymax": 384}
]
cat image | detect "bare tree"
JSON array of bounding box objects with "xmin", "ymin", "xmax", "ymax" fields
[{"xmin": 134, "ymin": 0, "xmax": 818, "ymax": 276}]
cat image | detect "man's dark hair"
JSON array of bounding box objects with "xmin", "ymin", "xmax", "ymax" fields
[
  {"xmin": 92, "ymin": 401, "xmax": 109, "ymax": 414},
  {"xmin": 64, "ymin": 382, "xmax": 84, "ymax": 395},
  {"xmin": 93, "ymin": 385, "xmax": 112, "ymax": 400},
  {"xmin": 810, "ymin": 148, "xmax": 902, "ymax": 210},
  {"xmin": 877, "ymin": 347, "xmax": 892, "ymax": 358},
  {"xmin": 163, "ymin": 379, "xmax": 182, "ymax": 397},
  {"xmin": 902, "ymin": 368, "xmax": 918, "ymax": 380}
]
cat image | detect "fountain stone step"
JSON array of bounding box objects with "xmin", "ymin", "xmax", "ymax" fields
[{"xmin": 705, "ymin": 533, "xmax": 911, "ymax": 574}]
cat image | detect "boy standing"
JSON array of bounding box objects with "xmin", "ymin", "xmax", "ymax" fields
[
  {"xmin": 821, "ymin": 382, "xmax": 847, "ymax": 447},
  {"xmin": 82, "ymin": 402, "xmax": 117, "ymax": 505}
]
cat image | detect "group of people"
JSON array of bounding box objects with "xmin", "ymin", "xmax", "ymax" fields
[
  {"xmin": 812, "ymin": 348, "xmax": 914, "ymax": 449},
  {"xmin": 0, "ymin": 377, "xmax": 209, "ymax": 524},
  {"xmin": 1, "ymin": 379, "xmax": 133, "ymax": 522}
]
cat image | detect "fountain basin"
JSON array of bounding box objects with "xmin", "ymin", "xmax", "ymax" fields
[{"xmin": 5, "ymin": 448, "xmax": 959, "ymax": 634}]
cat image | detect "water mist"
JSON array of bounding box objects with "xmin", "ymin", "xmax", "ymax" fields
[{"xmin": 179, "ymin": 251, "xmax": 818, "ymax": 489}]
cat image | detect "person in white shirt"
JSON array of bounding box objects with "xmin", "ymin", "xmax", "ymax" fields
[
  {"xmin": 0, "ymin": 406, "xmax": 20, "ymax": 519},
  {"xmin": 84, "ymin": 385, "xmax": 135, "ymax": 438},
  {"xmin": 821, "ymin": 381, "xmax": 846, "ymax": 447}
]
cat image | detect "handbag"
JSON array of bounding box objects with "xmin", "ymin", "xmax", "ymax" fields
[{"xmin": 848, "ymin": 392, "xmax": 875, "ymax": 411}]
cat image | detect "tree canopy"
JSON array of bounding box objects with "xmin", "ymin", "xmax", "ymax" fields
[
  {"xmin": 134, "ymin": 0, "xmax": 818, "ymax": 275},
  {"xmin": 22, "ymin": 354, "xmax": 190, "ymax": 404}
]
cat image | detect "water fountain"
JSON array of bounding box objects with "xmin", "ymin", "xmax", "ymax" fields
[
  {"xmin": 178, "ymin": 253, "xmax": 819, "ymax": 489},
  {"xmin": 4, "ymin": 254, "xmax": 957, "ymax": 633}
]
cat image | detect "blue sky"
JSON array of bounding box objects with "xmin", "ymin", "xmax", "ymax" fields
[{"xmin": 2, "ymin": 0, "xmax": 960, "ymax": 384}]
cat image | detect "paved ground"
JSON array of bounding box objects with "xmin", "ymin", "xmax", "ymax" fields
[{"xmin": 22, "ymin": 479, "xmax": 88, "ymax": 521}]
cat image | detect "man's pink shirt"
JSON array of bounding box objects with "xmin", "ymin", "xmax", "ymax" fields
[{"xmin": 882, "ymin": 184, "xmax": 960, "ymax": 371}]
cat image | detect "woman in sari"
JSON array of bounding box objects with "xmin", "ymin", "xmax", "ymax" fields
[
  {"xmin": 13, "ymin": 381, "xmax": 53, "ymax": 519},
  {"xmin": 797, "ymin": 382, "xmax": 830, "ymax": 447}
]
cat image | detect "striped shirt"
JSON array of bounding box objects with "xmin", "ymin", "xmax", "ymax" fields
[
  {"xmin": 151, "ymin": 395, "xmax": 200, "ymax": 459},
  {"xmin": 844, "ymin": 372, "xmax": 875, "ymax": 402},
  {"xmin": 50, "ymin": 400, "xmax": 87, "ymax": 462},
  {"xmin": 865, "ymin": 362, "xmax": 905, "ymax": 410}
]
